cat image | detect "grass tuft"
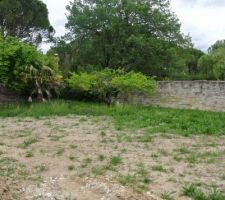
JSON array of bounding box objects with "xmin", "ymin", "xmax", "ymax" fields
[
  {"xmin": 183, "ymin": 184, "xmax": 225, "ymax": 200},
  {"xmin": 18, "ymin": 138, "xmax": 38, "ymax": 149}
]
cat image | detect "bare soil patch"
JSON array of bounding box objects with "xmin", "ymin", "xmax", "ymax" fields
[
  {"xmin": 0, "ymin": 177, "xmax": 22, "ymax": 200},
  {"xmin": 0, "ymin": 116, "xmax": 225, "ymax": 199}
]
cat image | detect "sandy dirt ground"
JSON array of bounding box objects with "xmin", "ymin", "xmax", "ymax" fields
[{"xmin": 0, "ymin": 116, "xmax": 225, "ymax": 200}]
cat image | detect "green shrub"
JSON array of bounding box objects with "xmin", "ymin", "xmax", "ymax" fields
[
  {"xmin": 0, "ymin": 35, "xmax": 62, "ymax": 100},
  {"xmin": 66, "ymin": 69, "xmax": 155, "ymax": 104},
  {"xmin": 111, "ymin": 71, "xmax": 155, "ymax": 96},
  {"xmin": 66, "ymin": 72, "xmax": 95, "ymax": 93}
]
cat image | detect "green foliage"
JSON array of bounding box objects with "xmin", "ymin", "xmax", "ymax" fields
[
  {"xmin": 119, "ymin": 163, "xmax": 151, "ymax": 192},
  {"xmin": 52, "ymin": 0, "xmax": 191, "ymax": 77},
  {"xmin": 0, "ymin": 0, "xmax": 54, "ymax": 44},
  {"xmin": 198, "ymin": 46, "xmax": 225, "ymax": 80},
  {"xmin": 197, "ymin": 39, "xmax": 225, "ymax": 80},
  {"xmin": 109, "ymin": 156, "xmax": 122, "ymax": 167},
  {"xmin": 66, "ymin": 69, "xmax": 155, "ymax": 104},
  {"xmin": 47, "ymin": 41, "xmax": 77, "ymax": 75},
  {"xmin": 18, "ymin": 138, "xmax": 38, "ymax": 149},
  {"xmin": 0, "ymin": 35, "xmax": 62, "ymax": 99},
  {"xmin": 183, "ymin": 184, "xmax": 225, "ymax": 200},
  {"xmin": 211, "ymin": 49, "xmax": 225, "ymax": 80},
  {"xmin": 208, "ymin": 40, "xmax": 225, "ymax": 53},
  {"xmin": 197, "ymin": 55, "xmax": 214, "ymax": 79},
  {"xmin": 111, "ymin": 71, "xmax": 156, "ymax": 95},
  {"xmin": 161, "ymin": 192, "xmax": 174, "ymax": 200},
  {"xmin": 66, "ymin": 72, "xmax": 94, "ymax": 93}
]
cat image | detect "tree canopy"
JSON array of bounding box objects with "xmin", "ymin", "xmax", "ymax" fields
[
  {"xmin": 52, "ymin": 0, "xmax": 192, "ymax": 78},
  {"xmin": 0, "ymin": 0, "xmax": 54, "ymax": 44},
  {"xmin": 208, "ymin": 40, "xmax": 225, "ymax": 53},
  {"xmin": 198, "ymin": 41, "xmax": 225, "ymax": 80}
]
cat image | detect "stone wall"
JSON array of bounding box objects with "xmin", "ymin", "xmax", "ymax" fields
[
  {"xmin": 117, "ymin": 81, "xmax": 225, "ymax": 112},
  {"xmin": 0, "ymin": 85, "xmax": 20, "ymax": 104},
  {"xmin": 2, "ymin": 81, "xmax": 225, "ymax": 111}
]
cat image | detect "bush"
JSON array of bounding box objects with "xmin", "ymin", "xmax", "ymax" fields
[
  {"xmin": 0, "ymin": 35, "xmax": 62, "ymax": 101},
  {"xmin": 66, "ymin": 69, "xmax": 155, "ymax": 104},
  {"xmin": 111, "ymin": 71, "xmax": 155, "ymax": 95}
]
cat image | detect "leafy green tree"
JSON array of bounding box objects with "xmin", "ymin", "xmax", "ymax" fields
[
  {"xmin": 0, "ymin": 0, "xmax": 54, "ymax": 44},
  {"xmin": 198, "ymin": 54, "xmax": 214, "ymax": 79},
  {"xmin": 208, "ymin": 40, "xmax": 225, "ymax": 53},
  {"xmin": 0, "ymin": 35, "xmax": 62, "ymax": 101},
  {"xmin": 185, "ymin": 48, "xmax": 205, "ymax": 74},
  {"xmin": 211, "ymin": 48, "xmax": 225, "ymax": 80},
  {"xmin": 160, "ymin": 47, "xmax": 204, "ymax": 79},
  {"xmin": 57, "ymin": 0, "xmax": 190, "ymax": 77},
  {"xmin": 48, "ymin": 40, "xmax": 79, "ymax": 75},
  {"xmin": 198, "ymin": 41, "xmax": 225, "ymax": 80}
]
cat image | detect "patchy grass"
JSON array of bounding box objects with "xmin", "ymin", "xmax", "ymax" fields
[
  {"xmin": 221, "ymin": 175, "xmax": 225, "ymax": 181},
  {"xmin": 18, "ymin": 138, "xmax": 38, "ymax": 149},
  {"xmin": 25, "ymin": 150, "xmax": 34, "ymax": 158},
  {"xmin": 161, "ymin": 192, "xmax": 175, "ymax": 200},
  {"xmin": 80, "ymin": 158, "xmax": 92, "ymax": 168},
  {"xmin": 16, "ymin": 130, "xmax": 32, "ymax": 138},
  {"xmin": 97, "ymin": 154, "xmax": 105, "ymax": 161},
  {"xmin": 35, "ymin": 164, "xmax": 49, "ymax": 173},
  {"xmin": 1, "ymin": 100, "xmax": 225, "ymax": 135},
  {"xmin": 69, "ymin": 144, "xmax": 77, "ymax": 149},
  {"xmin": 186, "ymin": 151, "xmax": 223, "ymax": 164},
  {"xmin": 1, "ymin": 102, "xmax": 225, "ymax": 199},
  {"xmin": 183, "ymin": 184, "xmax": 225, "ymax": 200},
  {"xmin": 109, "ymin": 156, "xmax": 122, "ymax": 166},
  {"xmin": 92, "ymin": 166, "xmax": 106, "ymax": 176},
  {"xmin": 152, "ymin": 164, "xmax": 167, "ymax": 172},
  {"xmin": 68, "ymin": 165, "xmax": 76, "ymax": 171},
  {"xmin": 0, "ymin": 157, "xmax": 30, "ymax": 180},
  {"xmin": 105, "ymin": 156, "xmax": 122, "ymax": 171},
  {"xmin": 176, "ymin": 147, "xmax": 191, "ymax": 154},
  {"xmin": 119, "ymin": 163, "xmax": 151, "ymax": 192},
  {"xmin": 56, "ymin": 148, "xmax": 65, "ymax": 156},
  {"xmin": 69, "ymin": 155, "xmax": 77, "ymax": 161},
  {"xmin": 48, "ymin": 134, "xmax": 65, "ymax": 141},
  {"xmin": 0, "ymin": 157, "xmax": 17, "ymax": 177}
]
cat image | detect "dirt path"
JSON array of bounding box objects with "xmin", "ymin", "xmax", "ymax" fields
[{"xmin": 0, "ymin": 116, "xmax": 225, "ymax": 199}]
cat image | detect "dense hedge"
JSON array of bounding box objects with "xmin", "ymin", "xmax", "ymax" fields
[{"xmin": 66, "ymin": 69, "xmax": 156, "ymax": 104}]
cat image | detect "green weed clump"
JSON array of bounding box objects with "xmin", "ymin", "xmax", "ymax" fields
[
  {"xmin": 119, "ymin": 163, "xmax": 151, "ymax": 192},
  {"xmin": 183, "ymin": 184, "xmax": 225, "ymax": 200},
  {"xmin": 18, "ymin": 138, "xmax": 38, "ymax": 149}
]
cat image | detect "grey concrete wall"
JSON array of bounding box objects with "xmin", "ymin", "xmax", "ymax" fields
[{"xmin": 116, "ymin": 81, "xmax": 225, "ymax": 112}]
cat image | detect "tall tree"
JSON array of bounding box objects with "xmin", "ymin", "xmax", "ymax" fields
[
  {"xmin": 0, "ymin": 0, "xmax": 54, "ymax": 44},
  {"xmin": 61, "ymin": 0, "xmax": 191, "ymax": 77},
  {"xmin": 208, "ymin": 39, "xmax": 225, "ymax": 53},
  {"xmin": 198, "ymin": 40, "xmax": 225, "ymax": 80}
]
